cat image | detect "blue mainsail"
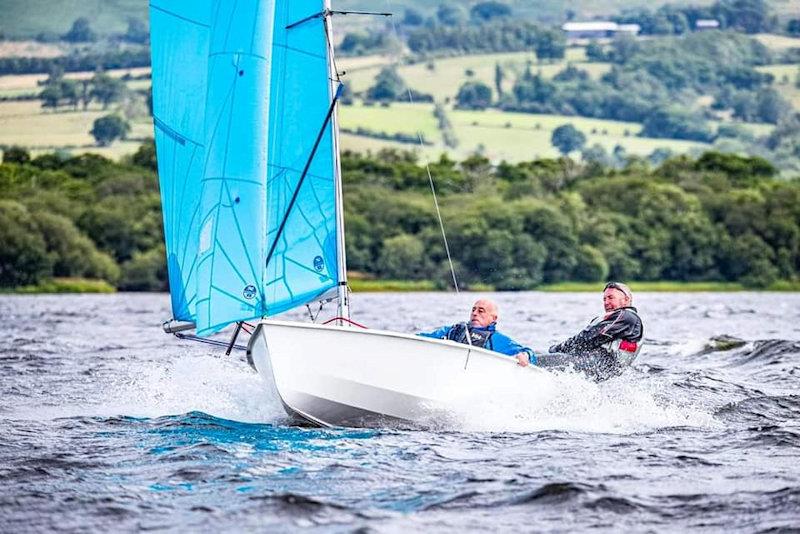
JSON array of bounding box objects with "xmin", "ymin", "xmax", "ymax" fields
[
  {"xmin": 150, "ymin": 0, "xmax": 341, "ymax": 335},
  {"xmin": 263, "ymin": 2, "xmax": 340, "ymax": 319}
]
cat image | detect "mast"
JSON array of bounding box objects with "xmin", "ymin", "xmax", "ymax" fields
[{"xmin": 323, "ymin": 3, "xmax": 350, "ymax": 321}]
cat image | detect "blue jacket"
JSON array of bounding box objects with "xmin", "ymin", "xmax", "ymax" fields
[{"xmin": 419, "ymin": 322, "xmax": 536, "ymax": 364}]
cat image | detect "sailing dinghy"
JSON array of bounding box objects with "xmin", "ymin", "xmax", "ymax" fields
[{"xmin": 150, "ymin": 0, "xmax": 545, "ymax": 428}]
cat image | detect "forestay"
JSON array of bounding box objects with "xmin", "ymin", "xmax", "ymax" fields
[{"xmin": 150, "ymin": 0, "xmax": 341, "ymax": 336}]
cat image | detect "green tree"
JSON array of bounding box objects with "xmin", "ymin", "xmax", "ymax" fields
[
  {"xmin": 512, "ymin": 69, "xmax": 558, "ymax": 106},
  {"xmin": 437, "ymin": 4, "xmax": 465, "ymax": 26},
  {"xmin": 63, "ymin": 17, "xmax": 96, "ymax": 43},
  {"xmin": 456, "ymin": 81, "xmax": 493, "ymax": 109},
  {"xmin": 90, "ymin": 72, "xmax": 126, "ymax": 110},
  {"xmin": 31, "ymin": 211, "xmax": 120, "ymax": 282},
  {"xmin": 641, "ymin": 109, "xmax": 714, "ymax": 142},
  {"xmin": 366, "ymin": 67, "xmax": 406, "ymax": 101},
  {"xmin": 130, "ymin": 139, "xmax": 158, "ymax": 171},
  {"xmin": 119, "ymin": 246, "xmax": 168, "ymax": 291},
  {"xmin": 572, "ymin": 244, "xmax": 609, "ymax": 282},
  {"xmin": 718, "ymin": 232, "xmax": 778, "ymax": 287},
  {"xmin": 470, "ymin": 2, "xmax": 512, "ymax": 23},
  {"xmin": 494, "ymin": 62, "xmax": 504, "ymax": 97},
  {"xmin": 59, "ymin": 79, "xmax": 80, "ymax": 110},
  {"xmin": 0, "ymin": 201, "xmax": 52, "ymax": 287},
  {"xmin": 609, "ymin": 34, "xmax": 639, "ymax": 64},
  {"xmin": 551, "ymin": 124, "xmax": 586, "ymax": 155},
  {"xmin": 585, "ymin": 41, "xmax": 606, "ymax": 62},
  {"xmin": 2, "ymin": 146, "xmax": 31, "ymax": 164},
  {"xmin": 90, "ymin": 114, "xmax": 131, "ymax": 146},
  {"xmin": 755, "ymin": 87, "xmax": 792, "ymax": 124},
  {"xmin": 443, "ymin": 198, "xmax": 545, "ymax": 289},
  {"xmin": 377, "ymin": 234, "xmax": 431, "ymax": 279},
  {"xmin": 40, "ymin": 83, "xmax": 62, "ymax": 109},
  {"xmin": 402, "ymin": 8, "xmax": 424, "ymax": 26},
  {"xmin": 78, "ymin": 193, "xmax": 161, "ymax": 262},
  {"xmin": 519, "ymin": 203, "xmax": 579, "ymax": 283},
  {"xmin": 124, "ymin": 18, "xmax": 149, "ymax": 44},
  {"xmin": 534, "ymin": 29, "xmax": 566, "ymax": 62}
]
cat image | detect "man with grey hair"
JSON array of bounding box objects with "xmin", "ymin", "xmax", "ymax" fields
[
  {"xmin": 419, "ymin": 298, "xmax": 535, "ymax": 364},
  {"xmin": 521, "ymin": 282, "xmax": 643, "ymax": 380}
]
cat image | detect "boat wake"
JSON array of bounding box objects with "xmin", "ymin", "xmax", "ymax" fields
[
  {"xmin": 439, "ymin": 364, "xmax": 718, "ymax": 434},
  {"xmin": 104, "ymin": 351, "xmax": 718, "ymax": 434},
  {"xmin": 102, "ymin": 355, "xmax": 286, "ymax": 423}
]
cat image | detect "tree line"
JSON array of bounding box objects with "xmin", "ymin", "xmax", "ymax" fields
[
  {"xmin": 0, "ymin": 48, "xmax": 150, "ymax": 76},
  {"xmin": 612, "ymin": 0, "xmax": 777, "ymax": 35},
  {"xmin": 1, "ymin": 143, "xmax": 798, "ymax": 292},
  {"xmin": 407, "ymin": 21, "xmax": 566, "ymax": 59}
]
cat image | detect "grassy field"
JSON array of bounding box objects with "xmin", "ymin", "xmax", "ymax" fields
[
  {"xmin": 340, "ymin": 49, "xmax": 612, "ymax": 102},
  {"xmin": 757, "ymin": 64, "xmax": 800, "ymax": 110},
  {"xmin": 0, "ymin": 94, "xmax": 712, "ymax": 164},
  {"xmin": 339, "ymin": 101, "xmax": 441, "ymax": 141},
  {"xmin": 0, "ymin": 0, "xmax": 146, "ymax": 38},
  {"xmin": 3, "ymin": 278, "xmax": 116, "ymax": 294},
  {"xmin": 0, "ymin": 100, "xmax": 152, "ymax": 159},
  {"xmin": 337, "ymin": 102, "xmax": 711, "ymax": 161},
  {"xmin": 0, "ymin": 40, "xmax": 64, "ymax": 58},
  {"xmin": 0, "ymin": 67, "xmax": 151, "ymax": 99},
  {"xmin": 754, "ymin": 33, "xmax": 800, "ymax": 51}
]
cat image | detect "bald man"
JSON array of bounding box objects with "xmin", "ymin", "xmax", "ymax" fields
[
  {"xmin": 530, "ymin": 282, "xmax": 643, "ymax": 380},
  {"xmin": 419, "ymin": 299, "xmax": 535, "ymax": 364}
]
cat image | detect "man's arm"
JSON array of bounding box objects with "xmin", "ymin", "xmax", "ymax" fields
[
  {"xmin": 418, "ymin": 325, "xmax": 453, "ymax": 339},
  {"xmin": 549, "ymin": 309, "xmax": 629, "ymax": 354},
  {"xmin": 491, "ymin": 332, "xmax": 536, "ymax": 365}
]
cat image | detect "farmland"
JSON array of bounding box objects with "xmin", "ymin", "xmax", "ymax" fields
[
  {"xmin": 338, "ymin": 102, "xmax": 711, "ymax": 161},
  {"xmin": 1, "ymin": 34, "xmax": 797, "ymax": 164},
  {"xmin": 0, "ymin": 100, "xmax": 151, "ymax": 160},
  {"xmin": 339, "ymin": 48, "xmax": 611, "ymax": 102}
]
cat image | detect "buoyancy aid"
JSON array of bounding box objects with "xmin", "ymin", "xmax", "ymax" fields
[
  {"xmin": 549, "ymin": 306, "xmax": 643, "ymax": 366},
  {"xmin": 446, "ymin": 323, "xmax": 494, "ymax": 349},
  {"xmin": 606, "ymin": 338, "xmax": 642, "ymax": 366}
]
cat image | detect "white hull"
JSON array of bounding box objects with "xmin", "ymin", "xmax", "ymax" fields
[{"xmin": 247, "ymin": 320, "xmax": 545, "ymax": 428}]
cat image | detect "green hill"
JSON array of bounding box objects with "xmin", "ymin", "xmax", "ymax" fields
[
  {"xmin": 0, "ymin": 0, "xmax": 147, "ymax": 39},
  {"xmin": 0, "ymin": 0, "xmax": 716, "ymax": 40}
]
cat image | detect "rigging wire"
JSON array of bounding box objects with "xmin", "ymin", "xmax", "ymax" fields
[
  {"xmin": 382, "ymin": 4, "xmax": 460, "ymax": 293},
  {"xmin": 174, "ymin": 332, "xmax": 248, "ymax": 352}
]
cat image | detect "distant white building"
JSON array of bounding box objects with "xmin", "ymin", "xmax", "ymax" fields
[
  {"xmin": 695, "ymin": 19, "xmax": 720, "ymax": 31},
  {"xmin": 561, "ymin": 21, "xmax": 641, "ymax": 39}
]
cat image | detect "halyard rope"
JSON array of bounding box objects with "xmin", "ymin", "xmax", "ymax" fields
[{"xmin": 382, "ymin": 5, "xmax": 461, "ymax": 293}]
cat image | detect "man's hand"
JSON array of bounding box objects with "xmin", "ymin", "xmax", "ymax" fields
[{"xmin": 515, "ymin": 352, "xmax": 529, "ymax": 367}]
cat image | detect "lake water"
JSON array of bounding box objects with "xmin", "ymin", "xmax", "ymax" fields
[{"xmin": 1, "ymin": 292, "xmax": 799, "ymax": 532}]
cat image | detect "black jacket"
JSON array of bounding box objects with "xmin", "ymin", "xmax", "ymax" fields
[{"xmin": 549, "ymin": 306, "xmax": 643, "ymax": 357}]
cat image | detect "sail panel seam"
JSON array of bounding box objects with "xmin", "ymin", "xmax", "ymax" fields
[
  {"xmin": 273, "ymin": 42, "xmax": 326, "ymax": 61},
  {"xmin": 150, "ymin": 5, "xmax": 210, "ymax": 28}
]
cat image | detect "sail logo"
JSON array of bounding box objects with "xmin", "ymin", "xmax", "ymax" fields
[
  {"xmin": 243, "ymin": 285, "xmax": 257, "ymax": 300},
  {"xmin": 313, "ymin": 256, "xmax": 324, "ymax": 272}
]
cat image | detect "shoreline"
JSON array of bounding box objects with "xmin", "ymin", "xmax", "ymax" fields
[{"xmin": 3, "ymin": 278, "xmax": 800, "ymax": 295}]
